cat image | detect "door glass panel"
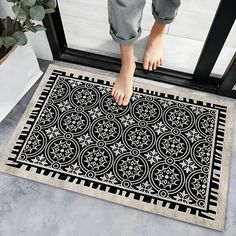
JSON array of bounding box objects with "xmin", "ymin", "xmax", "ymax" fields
[
  {"xmin": 211, "ymin": 20, "xmax": 236, "ymax": 77},
  {"xmin": 58, "ymin": 0, "xmax": 230, "ymax": 75}
]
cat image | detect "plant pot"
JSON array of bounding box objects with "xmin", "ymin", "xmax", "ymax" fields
[{"xmin": 0, "ymin": 39, "xmax": 43, "ymax": 123}]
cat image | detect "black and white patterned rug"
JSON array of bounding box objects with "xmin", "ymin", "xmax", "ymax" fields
[{"xmin": 0, "ymin": 64, "xmax": 234, "ymax": 230}]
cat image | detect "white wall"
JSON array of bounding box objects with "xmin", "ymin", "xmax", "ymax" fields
[{"xmin": 0, "ymin": 0, "xmax": 53, "ymax": 60}]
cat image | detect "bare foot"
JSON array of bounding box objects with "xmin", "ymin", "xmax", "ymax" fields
[
  {"xmin": 143, "ymin": 21, "xmax": 165, "ymax": 71},
  {"xmin": 111, "ymin": 61, "xmax": 136, "ymax": 106}
]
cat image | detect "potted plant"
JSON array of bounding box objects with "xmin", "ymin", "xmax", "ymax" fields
[{"xmin": 0, "ymin": 0, "xmax": 57, "ymax": 123}]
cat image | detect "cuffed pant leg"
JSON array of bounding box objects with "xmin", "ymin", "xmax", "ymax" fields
[
  {"xmin": 152, "ymin": 0, "xmax": 181, "ymax": 24},
  {"xmin": 107, "ymin": 0, "xmax": 146, "ymax": 45}
]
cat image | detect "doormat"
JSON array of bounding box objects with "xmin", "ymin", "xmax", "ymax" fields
[{"xmin": 0, "ymin": 64, "xmax": 234, "ymax": 231}]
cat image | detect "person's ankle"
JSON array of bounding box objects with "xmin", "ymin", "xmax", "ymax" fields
[
  {"xmin": 121, "ymin": 60, "xmax": 136, "ymax": 69},
  {"xmin": 121, "ymin": 56, "xmax": 135, "ymax": 64}
]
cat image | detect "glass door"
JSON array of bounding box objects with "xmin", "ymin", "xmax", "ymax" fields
[
  {"xmin": 43, "ymin": 0, "xmax": 236, "ymax": 98},
  {"xmin": 56, "ymin": 0, "xmax": 234, "ymax": 76}
]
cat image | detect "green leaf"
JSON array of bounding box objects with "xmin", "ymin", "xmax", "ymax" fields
[
  {"xmin": 15, "ymin": 21, "xmax": 22, "ymax": 32},
  {"xmin": 12, "ymin": 5, "xmax": 27, "ymax": 22},
  {"xmin": 25, "ymin": 20, "xmax": 37, "ymax": 32},
  {"xmin": 35, "ymin": 25, "xmax": 46, "ymax": 31},
  {"xmin": 28, "ymin": 27, "xmax": 37, "ymax": 33},
  {"xmin": 22, "ymin": 0, "xmax": 37, "ymax": 7},
  {"xmin": 2, "ymin": 36, "xmax": 17, "ymax": 48},
  {"xmin": 45, "ymin": 8, "xmax": 55, "ymax": 14},
  {"xmin": 25, "ymin": 20, "xmax": 36, "ymax": 32},
  {"xmin": 4, "ymin": 16, "xmax": 14, "ymax": 35},
  {"xmin": 25, "ymin": 20, "xmax": 34, "ymax": 28},
  {"xmin": 29, "ymin": 6, "xmax": 46, "ymax": 21},
  {"xmin": 46, "ymin": 0, "xmax": 56, "ymax": 9},
  {"xmin": 12, "ymin": 31, "xmax": 27, "ymax": 46},
  {"xmin": 23, "ymin": 6, "xmax": 31, "ymax": 18}
]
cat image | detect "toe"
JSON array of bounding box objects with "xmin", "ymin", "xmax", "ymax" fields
[
  {"xmin": 116, "ymin": 93, "xmax": 122, "ymax": 104},
  {"xmin": 111, "ymin": 86, "xmax": 115, "ymax": 96},
  {"xmin": 143, "ymin": 57, "xmax": 149, "ymax": 70},
  {"xmin": 154, "ymin": 61, "xmax": 157, "ymax": 70},
  {"xmin": 149, "ymin": 61, "xmax": 153, "ymax": 71},
  {"xmin": 123, "ymin": 95, "xmax": 131, "ymax": 106},
  {"xmin": 118, "ymin": 93, "xmax": 124, "ymax": 106},
  {"xmin": 123, "ymin": 98, "xmax": 129, "ymax": 106},
  {"xmin": 114, "ymin": 91, "xmax": 119, "ymax": 102}
]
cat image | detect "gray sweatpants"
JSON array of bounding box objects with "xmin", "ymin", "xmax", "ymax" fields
[{"xmin": 107, "ymin": 0, "xmax": 181, "ymax": 45}]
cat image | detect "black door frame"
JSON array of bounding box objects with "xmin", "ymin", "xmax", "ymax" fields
[{"xmin": 43, "ymin": 0, "xmax": 236, "ymax": 98}]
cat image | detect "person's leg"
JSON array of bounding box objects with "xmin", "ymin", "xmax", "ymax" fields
[
  {"xmin": 111, "ymin": 43, "xmax": 136, "ymax": 106},
  {"xmin": 143, "ymin": 0, "xmax": 181, "ymax": 71},
  {"xmin": 107, "ymin": 0, "xmax": 146, "ymax": 106}
]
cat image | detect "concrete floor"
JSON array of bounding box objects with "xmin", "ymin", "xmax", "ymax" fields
[{"xmin": 0, "ymin": 59, "xmax": 236, "ymax": 236}]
